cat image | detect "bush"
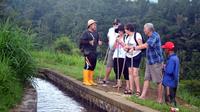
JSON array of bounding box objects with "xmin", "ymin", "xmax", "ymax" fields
[
  {"xmin": 179, "ymin": 80, "xmax": 200, "ymax": 107},
  {"xmin": 53, "ymin": 36, "xmax": 79, "ymax": 55},
  {"xmin": 0, "ymin": 56, "xmax": 23, "ymax": 112},
  {"xmin": 0, "ymin": 20, "xmax": 37, "ymax": 83}
]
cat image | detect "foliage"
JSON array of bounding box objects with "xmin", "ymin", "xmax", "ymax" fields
[
  {"xmin": 53, "ymin": 36, "xmax": 80, "ymax": 55},
  {"xmin": 0, "ymin": 20, "xmax": 37, "ymax": 111},
  {"xmin": 0, "ymin": 57, "xmax": 23, "ymax": 112},
  {"xmin": 1, "ymin": 0, "xmax": 199, "ymax": 80},
  {"xmin": 178, "ymin": 80, "xmax": 200, "ymax": 107},
  {"xmin": 0, "ymin": 20, "xmax": 37, "ymax": 83}
]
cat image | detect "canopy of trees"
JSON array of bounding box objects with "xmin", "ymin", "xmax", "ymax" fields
[{"xmin": 0, "ymin": 0, "xmax": 200, "ymax": 80}]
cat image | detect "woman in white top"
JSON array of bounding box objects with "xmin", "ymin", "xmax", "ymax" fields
[
  {"xmin": 124, "ymin": 23, "xmax": 143, "ymax": 95},
  {"xmin": 112, "ymin": 24, "xmax": 129, "ymax": 90}
]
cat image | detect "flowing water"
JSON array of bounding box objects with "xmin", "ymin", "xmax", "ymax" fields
[{"xmin": 34, "ymin": 78, "xmax": 101, "ymax": 112}]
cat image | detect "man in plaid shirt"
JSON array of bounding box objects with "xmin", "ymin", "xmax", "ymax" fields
[{"xmin": 133, "ymin": 23, "xmax": 164, "ymax": 103}]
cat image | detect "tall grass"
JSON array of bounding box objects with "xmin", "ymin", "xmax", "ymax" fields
[
  {"xmin": 0, "ymin": 20, "xmax": 37, "ymax": 83},
  {"xmin": 0, "ymin": 20, "xmax": 37, "ymax": 111},
  {"xmin": 0, "ymin": 56, "xmax": 23, "ymax": 112}
]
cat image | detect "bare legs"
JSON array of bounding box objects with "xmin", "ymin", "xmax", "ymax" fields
[
  {"xmin": 128, "ymin": 67, "xmax": 140, "ymax": 93},
  {"xmin": 103, "ymin": 67, "xmax": 112, "ymax": 81},
  {"xmin": 139, "ymin": 80, "xmax": 163, "ymax": 103}
]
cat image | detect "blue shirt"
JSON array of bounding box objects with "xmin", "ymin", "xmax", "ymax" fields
[
  {"xmin": 162, "ymin": 54, "xmax": 180, "ymax": 88},
  {"xmin": 146, "ymin": 32, "xmax": 164, "ymax": 65}
]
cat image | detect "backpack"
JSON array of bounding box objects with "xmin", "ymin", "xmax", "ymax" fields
[{"xmin": 133, "ymin": 32, "xmax": 146, "ymax": 53}]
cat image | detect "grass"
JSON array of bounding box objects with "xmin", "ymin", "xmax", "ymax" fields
[
  {"xmin": 32, "ymin": 50, "xmax": 200, "ymax": 112},
  {"xmin": 32, "ymin": 50, "xmax": 116, "ymax": 80},
  {"xmin": 0, "ymin": 20, "xmax": 36, "ymax": 112},
  {"xmin": 129, "ymin": 96, "xmax": 197, "ymax": 112}
]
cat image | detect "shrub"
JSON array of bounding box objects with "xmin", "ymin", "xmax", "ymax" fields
[
  {"xmin": 0, "ymin": 56, "xmax": 23, "ymax": 112},
  {"xmin": 0, "ymin": 20, "xmax": 37, "ymax": 83},
  {"xmin": 53, "ymin": 36, "xmax": 78, "ymax": 54}
]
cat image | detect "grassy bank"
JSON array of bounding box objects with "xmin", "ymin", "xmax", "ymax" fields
[
  {"xmin": 32, "ymin": 50, "xmax": 200, "ymax": 112},
  {"xmin": 0, "ymin": 20, "xmax": 36, "ymax": 112}
]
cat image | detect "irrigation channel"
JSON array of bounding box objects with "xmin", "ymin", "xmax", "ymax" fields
[{"xmin": 34, "ymin": 78, "xmax": 101, "ymax": 112}]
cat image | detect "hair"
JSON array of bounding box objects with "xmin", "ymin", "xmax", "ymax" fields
[
  {"xmin": 125, "ymin": 23, "xmax": 135, "ymax": 32},
  {"xmin": 113, "ymin": 18, "xmax": 120, "ymax": 25},
  {"xmin": 144, "ymin": 23, "xmax": 155, "ymax": 32}
]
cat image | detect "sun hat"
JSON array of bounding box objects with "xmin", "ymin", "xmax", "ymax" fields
[{"xmin": 87, "ymin": 19, "xmax": 97, "ymax": 28}]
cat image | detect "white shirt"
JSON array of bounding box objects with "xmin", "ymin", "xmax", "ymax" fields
[
  {"xmin": 113, "ymin": 37, "xmax": 126, "ymax": 59},
  {"xmin": 125, "ymin": 32, "xmax": 142, "ymax": 58},
  {"xmin": 107, "ymin": 27, "xmax": 118, "ymax": 49}
]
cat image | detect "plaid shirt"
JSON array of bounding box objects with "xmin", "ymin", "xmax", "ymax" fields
[{"xmin": 146, "ymin": 32, "xmax": 164, "ymax": 65}]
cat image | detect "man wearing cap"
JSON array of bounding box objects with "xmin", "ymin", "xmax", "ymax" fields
[
  {"xmin": 102, "ymin": 19, "xmax": 120, "ymax": 85},
  {"xmin": 80, "ymin": 19, "xmax": 102, "ymax": 86},
  {"xmin": 162, "ymin": 41, "xmax": 180, "ymax": 107},
  {"xmin": 132, "ymin": 23, "xmax": 164, "ymax": 103}
]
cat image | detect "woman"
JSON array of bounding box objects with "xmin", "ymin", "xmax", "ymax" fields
[
  {"xmin": 124, "ymin": 23, "xmax": 143, "ymax": 96},
  {"xmin": 112, "ymin": 24, "xmax": 129, "ymax": 91}
]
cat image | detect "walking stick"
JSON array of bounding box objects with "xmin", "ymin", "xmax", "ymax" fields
[{"xmin": 97, "ymin": 47, "xmax": 109, "ymax": 83}]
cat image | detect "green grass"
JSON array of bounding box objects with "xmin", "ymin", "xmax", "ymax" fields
[
  {"xmin": 33, "ymin": 50, "xmax": 200, "ymax": 112},
  {"xmin": 0, "ymin": 20, "xmax": 36, "ymax": 111},
  {"xmin": 32, "ymin": 50, "xmax": 115, "ymax": 80},
  {"xmin": 129, "ymin": 96, "xmax": 197, "ymax": 112},
  {"xmin": 0, "ymin": 57, "xmax": 24, "ymax": 112}
]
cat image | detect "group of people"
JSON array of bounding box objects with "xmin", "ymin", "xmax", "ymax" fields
[{"xmin": 79, "ymin": 18, "xmax": 180, "ymax": 107}]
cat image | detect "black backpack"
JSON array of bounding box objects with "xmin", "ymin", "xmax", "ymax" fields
[{"xmin": 133, "ymin": 32, "xmax": 146, "ymax": 53}]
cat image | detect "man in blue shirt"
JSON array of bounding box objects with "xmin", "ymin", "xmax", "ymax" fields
[
  {"xmin": 162, "ymin": 41, "xmax": 179, "ymax": 107},
  {"xmin": 133, "ymin": 23, "xmax": 164, "ymax": 103}
]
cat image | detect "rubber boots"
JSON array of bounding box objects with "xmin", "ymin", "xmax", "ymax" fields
[
  {"xmin": 83, "ymin": 70, "xmax": 92, "ymax": 86},
  {"xmin": 88, "ymin": 70, "xmax": 97, "ymax": 86}
]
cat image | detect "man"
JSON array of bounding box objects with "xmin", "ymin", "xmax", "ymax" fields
[
  {"xmin": 132, "ymin": 23, "xmax": 164, "ymax": 103},
  {"xmin": 162, "ymin": 41, "xmax": 179, "ymax": 108},
  {"xmin": 80, "ymin": 19, "xmax": 102, "ymax": 86},
  {"xmin": 102, "ymin": 19, "xmax": 120, "ymax": 85}
]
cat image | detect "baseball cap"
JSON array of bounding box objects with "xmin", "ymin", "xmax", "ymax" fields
[{"xmin": 162, "ymin": 41, "xmax": 175, "ymax": 50}]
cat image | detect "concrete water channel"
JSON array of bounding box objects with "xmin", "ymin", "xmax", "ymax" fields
[{"xmin": 34, "ymin": 78, "xmax": 101, "ymax": 112}]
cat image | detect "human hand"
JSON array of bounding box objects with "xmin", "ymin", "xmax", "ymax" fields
[
  {"xmin": 98, "ymin": 41, "xmax": 102, "ymax": 46},
  {"xmin": 89, "ymin": 40, "xmax": 94, "ymax": 46}
]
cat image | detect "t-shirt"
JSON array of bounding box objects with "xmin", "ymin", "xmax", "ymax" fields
[
  {"xmin": 113, "ymin": 37, "xmax": 126, "ymax": 59},
  {"xmin": 125, "ymin": 32, "xmax": 142, "ymax": 58},
  {"xmin": 107, "ymin": 27, "xmax": 118, "ymax": 49},
  {"xmin": 80, "ymin": 30, "xmax": 99, "ymax": 53}
]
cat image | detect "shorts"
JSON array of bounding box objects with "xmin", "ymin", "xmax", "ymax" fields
[
  {"xmin": 106, "ymin": 48, "xmax": 114, "ymax": 68},
  {"xmin": 144, "ymin": 63, "xmax": 163, "ymax": 83},
  {"xmin": 126, "ymin": 53, "xmax": 142, "ymax": 68}
]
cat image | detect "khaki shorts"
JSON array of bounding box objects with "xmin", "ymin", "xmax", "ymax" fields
[
  {"xmin": 106, "ymin": 49, "xmax": 114, "ymax": 68},
  {"xmin": 144, "ymin": 63, "xmax": 163, "ymax": 83}
]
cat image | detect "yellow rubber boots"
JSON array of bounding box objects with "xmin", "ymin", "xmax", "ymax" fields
[
  {"xmin": 83, "ymin": 70, "xmax": 92, "ymax": 86},
  {"xmin": 88, "ymin": 70, "xmax": 97, "ymax": 86}
]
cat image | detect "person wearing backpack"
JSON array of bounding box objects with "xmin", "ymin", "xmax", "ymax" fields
[
  {"xmin": 124, "ymin": 23, "xmax": 143, "ymax": 96},
  {"xmin": 79, "ymin": 19, "xmax": 102, "ymax": 86},
  {"xmin": 112, "ymin": 24, "xmax": 129, "ymax": 90}
]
